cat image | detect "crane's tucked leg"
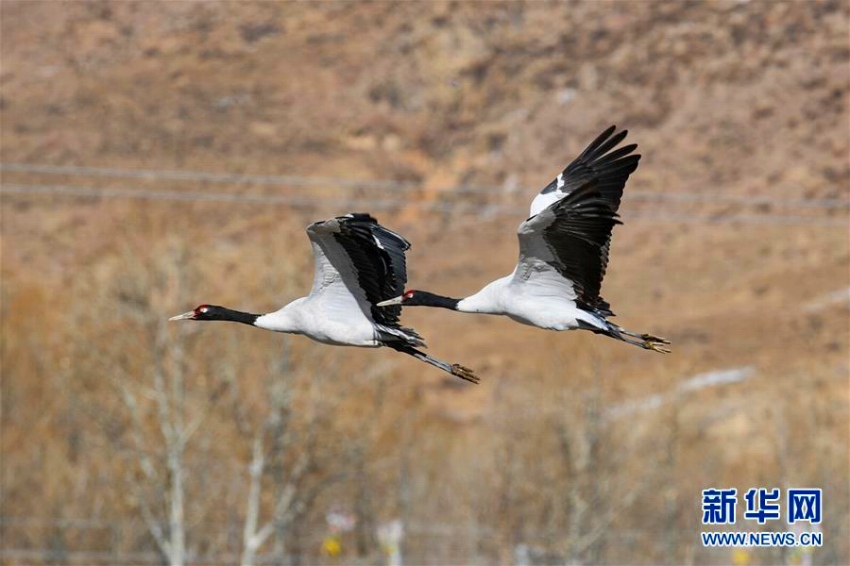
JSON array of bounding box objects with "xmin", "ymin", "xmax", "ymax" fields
[
  {"xmin": 578, "ymin": 320, "xmax": 671, "ymax": 354},
  {"xmin": 385, "ymin": 343, "xmax": 480, "ymax": 384},
  {"xmin": 611, "ymin": 324, "xmax": 671, "ymax": 354}
]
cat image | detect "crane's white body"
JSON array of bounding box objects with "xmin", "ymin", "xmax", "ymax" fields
[
  {"xmin": 253, "ymin": 236, "xmax": 382, "ymax": 346},
  {"xmin": 457, "ymin": 275, "xmax": 603, "ymax": 332},
  {"xmin": 454, "ymin": 212, "xmax": 607, "ymax": 332},
  {"xmin": 255, "ymin": 297, "xmax": 380, "ymax": 347}
]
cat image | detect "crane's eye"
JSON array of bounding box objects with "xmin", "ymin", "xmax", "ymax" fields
[
  {"xmin": 197, "ymin": 305, "xmax": 210, "ymax": 314},
  {"xmin": 403, "ymin": 290, "xmax": 416, "ymax": 300}
]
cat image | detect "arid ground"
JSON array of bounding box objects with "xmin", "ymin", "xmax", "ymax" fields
[{"xmin": 2, "ymin": 2, "xmax": 848, "ymax": 564}]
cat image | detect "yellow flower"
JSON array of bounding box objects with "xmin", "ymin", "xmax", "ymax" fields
[{"xmin": 322, "ymin": 535, "xmax": 342, "ymax": 557}]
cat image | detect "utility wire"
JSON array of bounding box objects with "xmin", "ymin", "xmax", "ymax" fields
[
  {"xmin": 2, "ymin": 162, "xmax": 848, "ymax": 210},
  {"xmin": 0, "ymin": 162, "xmax": 419, "ymax": 192},
  {"xmin": 0, "ymin": 183, "xmax": 461, "ymax": 213},
  {"xmin": 2, "ymin": 182, "xmax": 847, "ymax": 226},
  {"xmin": 623, "ymin": 191, "xmax": 850, "ymax": 210}
]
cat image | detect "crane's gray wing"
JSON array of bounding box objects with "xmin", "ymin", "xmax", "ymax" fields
[{"xmin": 517, "ymin": 180, "xmax": 621, "ymax": 315}]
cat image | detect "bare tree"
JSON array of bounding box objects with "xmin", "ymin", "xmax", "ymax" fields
[
  {"xmin": 556, "ymin": 375, "xmax": 652, "ymax": 564},
  {"xmin": 240, "ymin": 343, "xmax": 362, "ymax": 566},
  {"xmin": 116, "ymin": 320, "xmax": 195, "ymax": 566},
  {"xmin": 239, "ymin": 350, "xmax": 319, "ymax": 566},
  {"xmin": 108, "ymin": 244, "xmax": 208, "ymax": 566},
  {"xmin": 351, "ymin": 366, "xmax": 392, "ymax": 560},
  {"xmin": 64, "ymin": 240, "xmax": 235, "ymax": 565}
]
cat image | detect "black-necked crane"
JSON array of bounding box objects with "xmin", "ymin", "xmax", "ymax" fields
[
  {"xmin": 377, "ymin": 126, "xmax": 670, "ymax": 353},
  {"xmin": 169, "ymin": 213, "xmax": 479, "ymax": 382}
]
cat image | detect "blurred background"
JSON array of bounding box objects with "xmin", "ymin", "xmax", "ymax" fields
[{"xmin": 1, "ymin": 2, "xmax": 848, "ymax": 564}]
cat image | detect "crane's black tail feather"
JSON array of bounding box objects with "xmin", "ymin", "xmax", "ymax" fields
[
  {"xmin": 376, "ymin": 325, "xmax": 426, "ymax": 348},
  {"xmin": 385, "ymin": 343, "xmax": 480, "ymax": 384}
]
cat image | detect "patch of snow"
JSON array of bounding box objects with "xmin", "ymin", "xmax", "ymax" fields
[
  {"xmin": 678, "ymin": 367, "xmax": 755, "ymax": 392},
  {"xmin": 557, "ymin": 88, "xmax": 577, "ymax": 105},
  {"xmin": 605, "ymin": 366, "xmax": 755, "ymax": 422},
  {"xmin": 803, "ymin": 287, "xmax": 850, "ymax": 313}
]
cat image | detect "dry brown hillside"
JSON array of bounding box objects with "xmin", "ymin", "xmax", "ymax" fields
[{"xmin": 2, "ymin": 2, "xmax": 848, "ymax": 565}]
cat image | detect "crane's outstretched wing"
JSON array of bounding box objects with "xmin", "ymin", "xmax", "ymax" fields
[
  {"xmin": 529, "ymin": 125, "xmax": 640, "ymax": 217},
  {"xmin": 515, "ymin": 180, "xmax": 621, "ymax": 315},
  {"xmin": 306, "ymin": 213, "xmax": 411, "ymax": 328},
  {"xmin": 307, "ymin": 214, "xmax": 480, "ymax": 380}
]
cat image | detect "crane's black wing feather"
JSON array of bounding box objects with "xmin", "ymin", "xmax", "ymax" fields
[
  {"xmin": 332, "ymin": 213, "xmax": 410, "ymax": 327},
  {"xmin": 545, "ymin": 182, "xmax": 620, "ymax": 313},
  {"xmin": 536, "ymin": 125, "xmax": 640, "ymax": 213}
]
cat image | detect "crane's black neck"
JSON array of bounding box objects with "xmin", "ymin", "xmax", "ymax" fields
[
  {"xmin": 198, "ymin": 305, "xmax": 260, "ymax": 326},
  {"xmin": 406, "ymin": 290, "xmax": 461, "ymax": 311}
]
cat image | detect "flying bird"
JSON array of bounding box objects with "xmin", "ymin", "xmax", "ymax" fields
[
  {"xmin": 377, "ymin": 126, "xmax": 670, "ymax": 353},
  {"xmin": 170, "ymin": 213, "xmax": 479, "ymax": 382}
]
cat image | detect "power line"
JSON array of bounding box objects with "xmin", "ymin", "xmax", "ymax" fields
[
  {"xmin": 0, "ymin": 182, "xmax": 460, "ymax": 213},
  {"xmin": 623, "ymin": 191, "xmax": 850, "ymax": 210},
  {"xmin": 3, "ymin": 161, "xmax": 848, "ymax": 210},
  {"xmin": 0, "ymin": 162, "xmax": 419, "ymax": 192},
  {"xmin": 2, "ymin": 182, "xmax": 847, "ymax": 226},
  {"xmin": 619, "ymin": 211, "xmax": 847, "ymax": 227}
]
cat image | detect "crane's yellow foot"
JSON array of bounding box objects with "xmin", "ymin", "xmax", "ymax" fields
[
  {"xmin": 451, "ymin": 364, "xmax": 480, "ymax": 384},
  {"xmin": 641, "ymin": 333, "xmax": 670, "ymax": 344},
  {"xmin": 642, "ymin": 334, "xmax": 671, "ymax": 354}
]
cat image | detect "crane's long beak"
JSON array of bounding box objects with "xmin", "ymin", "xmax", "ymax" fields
[
  {"xmin": 376, "ymin": 296, "xmax": 403, "ymax": 307},
  {"xmin": 168, "ymin": 311, "xmax": 196, "ymax": 321}
]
